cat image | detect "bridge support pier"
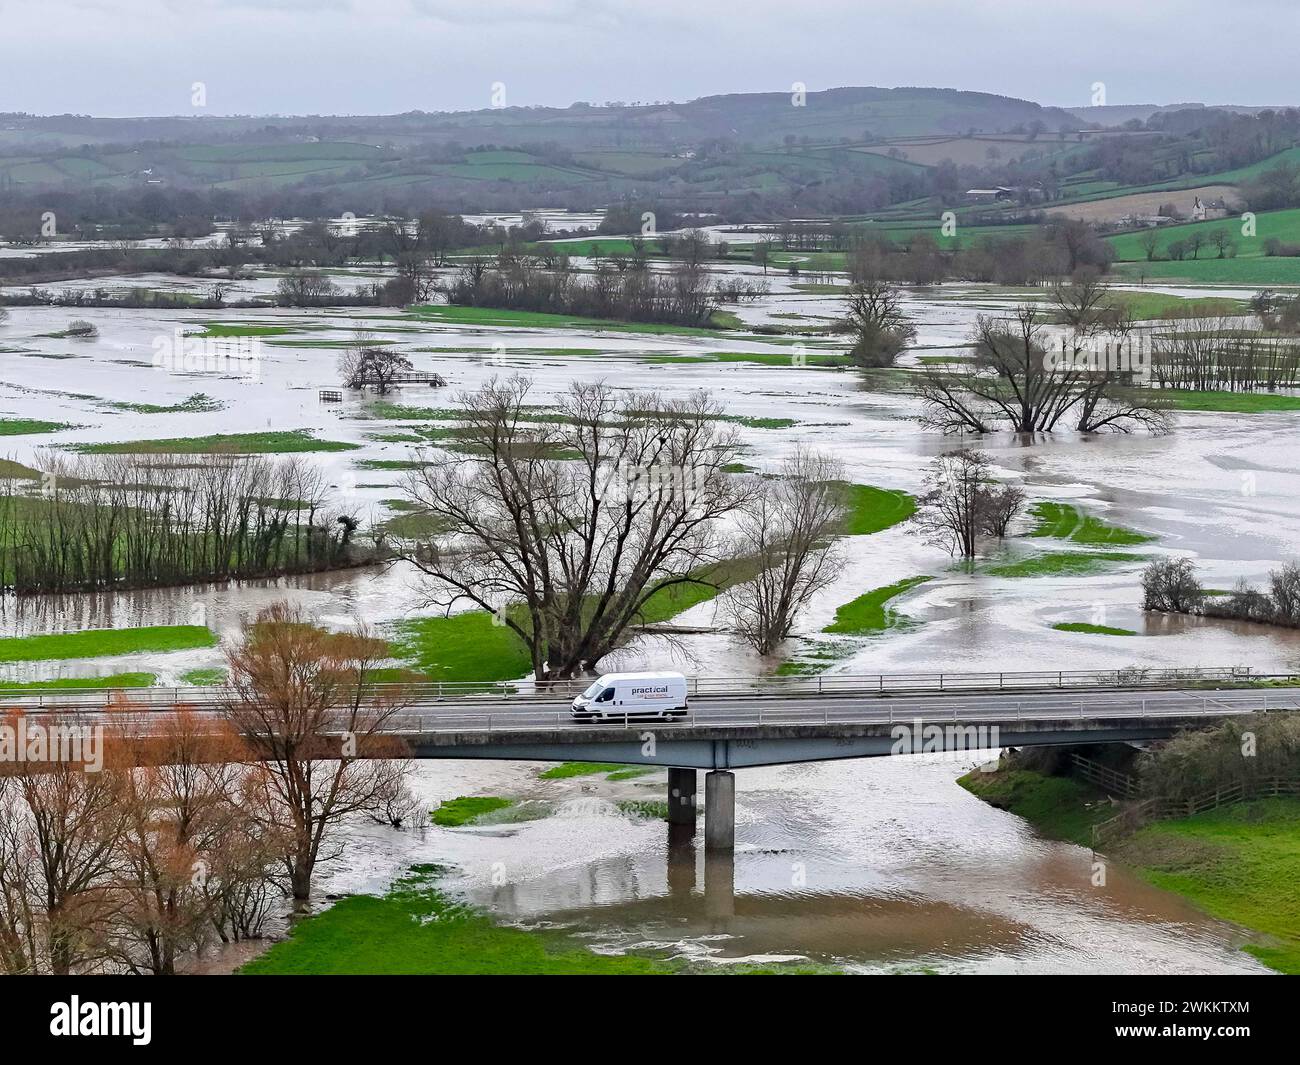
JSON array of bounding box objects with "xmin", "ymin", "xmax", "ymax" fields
[
  {"xmin": 704, "ymin": 770, "xmax": 735, "ymax": 853},
  {"xmin": 667, "ymin": 767, "xmax": 697, "ymax": 825}
]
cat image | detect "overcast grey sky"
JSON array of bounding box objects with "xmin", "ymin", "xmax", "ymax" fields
[{"xmin": 2, "ymin": 0, "xmax": 1297, "ymax": 117}]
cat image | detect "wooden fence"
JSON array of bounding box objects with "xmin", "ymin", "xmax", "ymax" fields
[{"xmin": 1092, "ymin": 777, "xmax": 1300, "ymax": 851}]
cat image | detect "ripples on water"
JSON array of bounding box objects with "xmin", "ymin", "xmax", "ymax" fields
[{"xmin": 302, "ymin": 756, "xmax": 1268, "ymax": 975}]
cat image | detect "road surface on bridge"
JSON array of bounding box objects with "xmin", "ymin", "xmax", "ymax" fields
[{"xmin": 8, "ymin": 682, "xmax": 1299, "ymax": 734}]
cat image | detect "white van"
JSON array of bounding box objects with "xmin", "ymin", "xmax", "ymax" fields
[{"xmin": 571, "ymin": 671, "xmax": 689, "ymax": 721}]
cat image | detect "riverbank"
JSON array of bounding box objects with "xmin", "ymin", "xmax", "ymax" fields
[{"xmin": 960, "ymin": 765, "xmax": 1300, "ymax": 973}]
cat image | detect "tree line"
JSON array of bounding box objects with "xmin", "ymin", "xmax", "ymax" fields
[{"xmin": 0, "ymin": 454, "xmax": 373, "ymax": 596}]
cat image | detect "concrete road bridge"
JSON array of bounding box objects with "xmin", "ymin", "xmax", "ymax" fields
[{"xmin": 5, "ymin": 666, "xmax": 1296, "ymax": 852}]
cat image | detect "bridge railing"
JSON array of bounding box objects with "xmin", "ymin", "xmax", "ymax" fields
[{"xmin": 0, "ymin": 665, "xmax": 1284, "ymax": 710}]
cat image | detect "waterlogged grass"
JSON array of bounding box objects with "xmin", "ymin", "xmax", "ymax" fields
[
  {"xmin": 180, "ymin": 666, "xmax": 227, "ymax": 685},
  {"xmin": 538, "ymin": 762, "xmax": 655, "ymax": 781},
  {"xmin": 1052, "ymin": 622, "xmax": 1140, "ymax": 637},
  {"xmin": 194, "ymin": 322, "xmax": 297, "ymax": 338},
  {"xmin": 0, "ymin": 458, "xmax": 41, "ymax": 479},
  {"xmin": 617, "ymin": 800, "xmax": 670, "ymax": 820},
  {"xmin": 780, "ymin": 576, "xmax": 930, "ymax": 675},
  {"xmin": 0, "ymin": 418, "xmax": 71, "ymax": 435},
  {"xmin": 824, "ymin": 576, "xmax": 932, "ymax": 635},
  {"xmin": 240, "ymin": 865, "xmax": 671, "ymax": 975},
  {"xmin": 1028, "ymin": 502, "xmax": 1154, "ymax": 546},
  {"xmin": 1121, "ymin": 799, "xmax": 1300, "ymax": 974},
  {"xmin": 0, "ymin": 672, "xmax": 156, "ymax": 691},
  {"xmin": 987, "ymin": 550, "xmax": 1144, "ymax": 578},
  {"xmin": 390, "ymin": 558, "xmax": 761, "ymax": 682},
  {"xmin": 839, "ymin": 484, "xmax": 916, "ymax": 536},
  {"xmin": 430, "ymin": 796, "xmax": 514, "ymax": 827},
  {"xmin": 1150, "ymin": 390, "xmax": 1300, "ymax": 414},
  {"xmin": 0, "ymin": 625, "xmax": 215, "ymax": 663},
  {"xmin": 73, "ymin": 430, "xmax": 360, "ymax": 455},
  {"xmin": 108, "ymin": 392, "xmax": 224, "ymax": 414},
  {"xmin": 407, "ymin": 303, "xmax": 733, "ymax": 337},
  {"xmin": 390, "ymin": 612, "xmax": 532, "ymax": 684},
  {"xmin": 1099, "ymin": 291, "xmax": 1246, "ymax": 321}
]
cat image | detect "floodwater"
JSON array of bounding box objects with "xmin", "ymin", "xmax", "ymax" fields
[
  {"xmin": 1, "ymin": 256, "xmax": 1295, "ymax": 972},
  {"xmin": 296, "ymin": 755, "xmax": 1270, "ymax": 974}
]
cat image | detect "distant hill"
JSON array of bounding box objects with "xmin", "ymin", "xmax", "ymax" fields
[
  {"xmin": 1065, "ymin": 102, "xmax": 1295, "ymax": 126},
  {"xmin": 1, "ymin": 86, "xmax": 1085, "ymax": 154}
]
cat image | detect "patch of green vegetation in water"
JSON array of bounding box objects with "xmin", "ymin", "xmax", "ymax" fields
[
  {"xmin": 0, "ymin": 625, "xmax": 215, "ymax": 663},
  {"xmin": 72, "ymin": 430, "xmax": 359, "ymax": 455},
  {"xmin": 430, "ymin": 796, "xmax": 515, "ymax": 827},
  {"xmin": 1028, "ymin": 502, "xmax": 1154, "ymax": 545},
  {"xmin": 1052, "ymin": 622, "xmax": 1139, "ymax": 637},
  {"xmin": 986, "ymin": 551, "xmax": 1144, "ymax": 578}
]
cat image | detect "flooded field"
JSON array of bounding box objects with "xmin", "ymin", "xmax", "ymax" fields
[{"xmin": 1, "ymin": 261, "xmax": 1295, "ymax": 972}]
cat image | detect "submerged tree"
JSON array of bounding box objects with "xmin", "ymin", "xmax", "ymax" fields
[
  {"xmin": 723, "ymin": 450, "xmax": 847, "ymax": 655},
  {"xmin": 916, "ymin": 304, "xmax": 1169, "ymax": 435},
  {"xmin": 400, "ymin": 376, "xmax": 747, "ymax": 680},
  {"xmin": 339, "ymin": 333, "xmax": 414, "ymax": 394},
  {"xmin": 911, "ymin": 447, "xmax": 1025, "ymax": 558},
  {"xmin": 843, "ymin": 279, "xmax": 916, "ymax": 368}
]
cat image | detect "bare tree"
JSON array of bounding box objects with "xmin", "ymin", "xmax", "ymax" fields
[
  {"xmin": 723, "ymin": 451, "xmax": 847, "ymax": 655},
  {"xmin": 400, "ymin": 376, "xmax": 747, "ymax": 680},
  {"xmin": 0, "ymin": 724, "xmax": 126, "ymax": 974},
  {"xmin": 222, "ymin": 603, "xmax": 410, "ymax": 900},
  {"xmin": 339, "ymin": 332, "xmax": 414, "ymax": 394},
  {"xmin": 917, "ymin": 305, "xmax": 1170, "ymax": 435},
  {"xmin": 912, "ymin": 447, "xmax": 1024, "ymax": 558}
]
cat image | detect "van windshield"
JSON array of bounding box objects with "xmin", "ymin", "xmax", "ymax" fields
[{"xmin": 581, "ymin": 680, "xmax": 604, "ymax": 699}]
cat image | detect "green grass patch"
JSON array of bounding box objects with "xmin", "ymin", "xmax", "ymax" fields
[
  {"xmin": 108, "ymin": 392, "xmax": 224, "ymax": 414},
  {"xmin": 0, "ymin": 671, "xmax": 156, "ymax": 691},
  {"xmin": 194, "ymin": 322, "xmax": 297, "ymax": 338},
  {"xmin": 0, "ymin": 624, "xmax": 215, "ymax": 663},
  {"xmin": 986, "ymin": 550, "xmax": 1143, "ymax": 578},
  {"xmin": 0, "ymin": 418, "xmax": 71, "ymax": 436},
  {"xmin": 1052, "ymin": 622, "xmax": 1139, "ymax": 636},
  {"xmin": 240, "ymin": 865, "xmax": 671, "ymax": 975},
  {"xmin": 0, "ymin": 458, "xmax": 42, "ymax": 479},
  {"xmin": 1028, "ymin": 502, "xmax": 1154, "ymax": 546},
  {"xmin": 538, "ymin": 762, "xmax": 628, "ymax": 780},
  {"xmin": 824, "ymin": 576, "xmax": 932, "ymax": 635},
  {"xmin": 839, "ymin": 484, "xmax": 916, "ymax": 536},
  {"xmin": 180, "ymin": 666, "xmax": 227, "ymax": 685},
  {"xmin": 390, "ymin": 611, "xmax": 532, "ymax": 684},
  {"xmin": 408, "ymin": 303, "xmax": 732, "ymax": 338},
  {"xmin": 430, "ymin": 796, "xmax": 514, "ymax": 827},
  {"xmin": 1119, "ymin": 798, "xmax": 1300, "ymax": 974},
  {"xmin": 72, "ymin": 430, "xmax": 360, "ymax": 454},
  {"xmin": 1147, "ymin": 389, "xmax": 1300, "ymax": 413}
]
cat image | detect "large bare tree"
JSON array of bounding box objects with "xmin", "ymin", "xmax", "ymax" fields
[
  {"xmin": 400, "ymin": 376, "xmax": 747, "ymax": 680},
  {"xmin": 917, "ymin": 304, "xmax": 1169, "ymax": 435},
  {"xmin": 723, "ymin": 450, "xmax": 847, "ymax": 655}
]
